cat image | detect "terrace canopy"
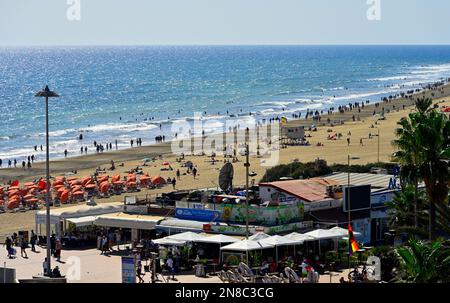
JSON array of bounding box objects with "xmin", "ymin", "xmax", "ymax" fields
[
  {"xmin": 248, "ymin": 232, "xmax": 270, "ymax": 241},
  {"xmin": 94, "ymin": 212, "xmax": 164, "ymax": 230},
  {"xmin": 329, "ymin": 226, "xmax": 361, "ymax": 237},
  {"xmin": 65, "ymin": 216, "xmax": 97, "ymax": 228},
  {"xmin": 304, "ymin": 229, "xmax": 342, "ymax": 240},
  {"xmin": 304, "ymin": 228, "xmax": 350, "ymax": 255},
  {"xmin": 259, "ymin": 235, "xmax": 299, "ymax": 263},
  {"xmin": 167, "ymin": 231, "xmax": 204, "ymax": 242},
  {"xmin": 220, "ymin": 239, "xmax": 274, "ymax": 252},
  {"xmin": 195, "ymin": 234, "xmax": 240, "ymax": 244},
  {"xmin": 153, "ymin": 238, "xmax": 186, "ymax": 246},
  {"xmin": 284, "ymin": 232, "xmax": 315, "ymax": 243}
]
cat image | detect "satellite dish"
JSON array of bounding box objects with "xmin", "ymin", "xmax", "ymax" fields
[{"xmin": 219, "ymin": 162, "xmax": 234, "ymax": 192}]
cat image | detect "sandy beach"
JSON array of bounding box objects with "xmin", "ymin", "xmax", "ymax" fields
[{"xmin": 1, "ymin": 84, "xmax": 450, "ymax": 236}]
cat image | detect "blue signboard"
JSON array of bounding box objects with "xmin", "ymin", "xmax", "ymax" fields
[
  {"xmin": 121, "ymin": 256, "xmax": 136, "ymax": 283},
  {"xmin": 175, "ymin": 207, "xmax": 221, "ymax": 222}
]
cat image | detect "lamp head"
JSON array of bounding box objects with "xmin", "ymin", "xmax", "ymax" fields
[{"xmin": 35, "ymin": 85, "xmax": 59, "ymax": 98}]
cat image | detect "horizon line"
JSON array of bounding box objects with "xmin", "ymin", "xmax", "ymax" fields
[{"xmin": 2, "ymin": 43, "xmax": 450, "ymax": 48}]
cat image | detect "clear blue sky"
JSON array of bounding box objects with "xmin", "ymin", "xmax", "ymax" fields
[{"xmin": 1, "ymin": 0, "xmax": 450, "ymax": 46}]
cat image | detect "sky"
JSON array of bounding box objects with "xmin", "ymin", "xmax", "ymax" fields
[{"xmin": 1, "ymin": 0, "xmax": 450, "ymax": 46}]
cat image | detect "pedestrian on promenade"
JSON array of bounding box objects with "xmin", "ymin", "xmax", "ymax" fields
[{"xmin": 55, "ymin": 238, "xmax": 62, "ymax": 261}]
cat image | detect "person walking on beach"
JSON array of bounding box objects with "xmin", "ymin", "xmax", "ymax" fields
[
  {"xmin": 50, "ymin": 234, "xmax": 56, "ymax": 256},
  {"xmin": 64, "ymin": 149, "xmax": 68, "ymax": 157},
  {"xmin": 347, "ymin": 138, "xmax": 350, "ymax": 146},
  {"xmin": 115, "ymin": 140, "xmax": 118, "ymax": 150},
  {"xmin": 22, "ymin": 160, "xmax": 26, "ymax": 169},
  {"xmin": 360, "ymin": 138, "xmax": 364, "ymax": 146},
  {"xmin": 55, "ymin": 238, "xmax": 62, "ymax": 261},
  {"xmin": 43, "ymin": 257, "xmax": 49, "ymax": 276},
  {"xmin": 176, "ymin": 169, "xmax": 180, "ymax": 180},
  {"xmin": 171, "ymin": 178, "xmax": 176, "ymax": 189},
  {"xmin": 14, "ymin": 159, "xmax": 17, "ymax": 168},
  {"xmin": 101, "ymin": 235, "xmax": 108, "ymax": 255},
  {"xmin": 0, "ymin": 158, "xmax": 2, "ymax": 167},
  {"xmin": 8, "ymin": 159, "xmax": 11, "ymax": 168},
  {"xmin": 192, "ymin": 167, "xmax": 197, "ymax": 179},
  {"xmin": 131, "ymin": 139, "xmax": 134, "ymax": 147},
  {"xmin": 30, "ymin": 230, "xmax": 37, "ymax": 252},
  {"xmin": 136, "ymin": 260, "xmax": 145, "ymax": 283},
  {"xmin": 20, "ymin": 239, "xmax": 28, "ymax": 258},
  {"xmin": 4, "ymin": 237, "xmax": 13, "ymax": 258},
  {"xmin": 166, "ymin": 255, "xmax": 176, "ymax": 280}
]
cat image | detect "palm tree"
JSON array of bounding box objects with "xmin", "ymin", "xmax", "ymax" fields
[
  {"xmin": 415, "ymin": 110, "xmax": 450, "ymax": 239},
  {"xmin": 393, "ymin": 114, "xmax": 423, "ymax": 228},
  {"xmin": 393, "ymin": 98, "xmax": 450, "ymax": 240},
  {"xmin": 395, "ymin": 239, "xmax": 450, "ymax": 283},
  {"xmin": 387, "ymin": 185, "xmax": 427, "ymax": 236},
  {"xmin": 414, "ymin": 97, "xmax": 433, "ymax": 114}
]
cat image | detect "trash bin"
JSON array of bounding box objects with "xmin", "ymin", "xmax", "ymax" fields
[{"xmin": 195, "ymin": 264, "xmax": 206, "ymax": 277}]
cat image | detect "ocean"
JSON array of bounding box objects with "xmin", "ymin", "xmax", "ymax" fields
[{"xmin": 1, "ymin": 45, "xmax": 450, "ymax": 163}]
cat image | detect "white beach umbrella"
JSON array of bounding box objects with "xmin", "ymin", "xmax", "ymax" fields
[
  {"xmin": 260, "ymin": 235, "xmax": 299, "ymax": 263},
  {"xmin": 196, "ymin": 234, "xmax": 241, "ymax": 263},
  {"xmin": 167, "ymin": 231, "xmax": 203, "ymax": 242},
  {"xmin": 220, "ymin": 239, "xmax": 274, "ymax": 251},
  {"xmin": 195, "ymin": 234, "xmax": 240, "ymax": 244},
  {"xmin": 329, "ymin": 226, "xmax": 361, "ymax": 237},
  {"xmin": 304, "ymin": 229, "xmax": 343, "ymax": 255},
  {"xmin": 153, "ymin": 238, "xmax": 186, "ymax": 246},
  {"xmin": 248, "ymin": 232, "xmax": 270, "ymax": 241},
  {"xmin": 304, "ymin": 229, "xmax": 341, "ymax": 240},
  {"xmin": 259, "ymin": 235, "xmax": 298, "ymax": 246},
  {"xmin": 284, "ymin": 232, "xmax": 315, "ymax": 243}
]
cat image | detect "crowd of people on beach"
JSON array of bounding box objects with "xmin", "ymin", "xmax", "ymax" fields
[
  {"xmin": 0, "ymin": 154, "xmax": 36, "ymax": 170},
  {"xmin": 1, "ymin": 78, "xmax": 449, "ymax": 174}
]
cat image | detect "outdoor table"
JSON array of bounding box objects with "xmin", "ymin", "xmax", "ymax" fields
[{"xmin": 208, "ymin": 263, "xmax": 220, "ymax": 275}]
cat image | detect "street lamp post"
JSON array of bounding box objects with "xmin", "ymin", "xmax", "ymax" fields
[
  {"xmin": 35, "ymin": 85, "xmax": 59, "ymax": 276},
  {"xmin": 377, "ymin": 128, "xmax": 380, "ymax": 164},
  {"xmin": 347, "ymin": 154, "xmax": 359, "ymax": 276},
  {"xmin": 244, "ymin": 127, "xmax": 250, "ymax": 239}
]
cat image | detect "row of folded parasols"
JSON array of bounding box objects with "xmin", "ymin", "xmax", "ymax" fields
[{"xmin": 0, "ymin": 173, "xmax": 168, "ymax": 210}]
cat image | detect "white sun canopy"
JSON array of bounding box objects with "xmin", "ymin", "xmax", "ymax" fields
[
  {"xmin": 304, "ymin": 229, "xmax": 343, "ymax": 240},
  {"xmin": 329, "ymin": 226, "xmax": 361, "ymax": 237},
  {"xmin": 195, "ymin": 234, "xmax": 240, "ymax": 244},
  {"xmin": 220, "ymin": 239, "xmax": 274, "ymax": 251},
  {"xmin": 284, "ymin": 232, "xmax": 315, "ymax": 243},
  {"xmin": 65, "ymin": 216, "xmax": 97, "ymax": 228},
  {"xmin": 94, "ymin": 213, "xmax": 163, "ymax": 230},
  {"xmin": 153, "ymin": 238, "xmax": 187, "ymax": 246},
  {"xmin": 259, "ymin": 235, "xmax": 301, "ymax": 246},
  {"xmin": 248, "ymin": 232, "xmax": 270, "ymax": 241},
  {"xmin": 167, "ymin": 231, "xmax": 204, "ymax": 242}
]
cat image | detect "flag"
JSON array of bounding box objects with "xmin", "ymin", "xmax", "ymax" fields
[
  {"xmin": 348, "ymin": 224, "xmax": 359, "ymax": 255},
  {"xmin": 11, "ymin": 180, "xmax": 19, "ymax": 187},
  {"xmin": 281, "ymin": 116, "xmax": 288, "ymax": 125}
]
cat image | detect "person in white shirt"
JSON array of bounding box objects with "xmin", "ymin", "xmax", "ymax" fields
[
  {"xmin": 43, "ymin": 258, "xmax": 49, "ymax": 276},
  {"xmin": 166, "ymin": 256, "xmax": 175, "ymax": 280}
]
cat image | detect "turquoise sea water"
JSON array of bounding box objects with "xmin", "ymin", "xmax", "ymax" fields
[{"xmin": 1, "ymin": 45, "xmax": 450, "ymax": 162}]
